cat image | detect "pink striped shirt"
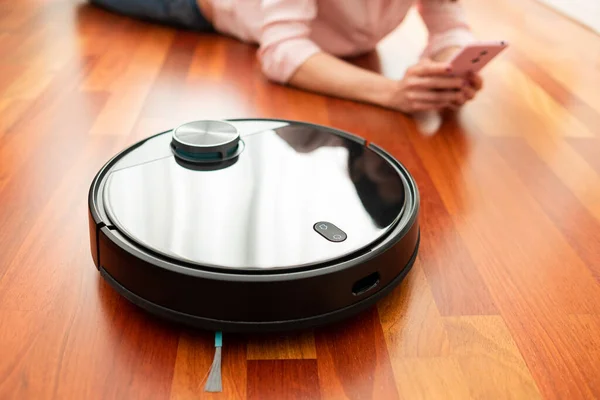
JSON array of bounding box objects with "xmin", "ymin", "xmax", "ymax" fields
[{"xmin": 205, "ymin": 0, "xmax": 474, "ymax": 83}]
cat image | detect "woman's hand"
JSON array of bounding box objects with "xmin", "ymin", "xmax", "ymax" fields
[
  {"xmin": 443, "ymin": 70, "xmax": 482, "ymax": 110},
  {"xmin": 286, "ymin": 50, "xmax": 483, "ymax": 116},
  {"xmin": 384, "ymin": 59, "xmax": 467, "ymax": 113},
  {"xmin": 431, "ymin": 46, "xmax": 484, "ymax": 110}
]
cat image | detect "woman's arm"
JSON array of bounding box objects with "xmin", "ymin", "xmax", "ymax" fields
[
  {"xmin": 287, "ymin": 52, "xmax": 397, "ymax": 109},
  {"xmin": 288, "ymin": 52, "xmax": 467, "ymax": 113},
  {"xmin": 257, "ymin": 0, "xmax": 468, "ymax": 113},
  {"xmin": 256, "ymin": 3, "xmax": 403, "ymax": 109},
  {"xmin": 417, "ymin": 1, "xmax": 483, "ymax": 107},
  {"xmin": 416, "ymin": 0, "xmax": 475, "ymax": 60}
]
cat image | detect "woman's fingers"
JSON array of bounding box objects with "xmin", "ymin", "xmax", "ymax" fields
[
  {"xmin": 468, "ymin": 72, "xmax": 483, "ymax": 90},
  {"xmin": 408, "ymin": 89, "xmax": 465, "ymax": 103},
  {"xmin": 463, "ymin": 85, "xmax": 476, "ymax": 100},
  {"xmin": 404, "ymin": 86, "xmax": 470, "ymax": 113},
  {"xmin": 407, "ymin": 59, "xmax": 452, "ymax": 77},
  {"xmin": 445, "ymin": 86, "xmax": 476, "ymax": 110},
  {"xmin": 409, "ymin": 76, "xmax": 464, "ymax": 90},
  {"xmin": 445, "ymin": 103, "xmax": 461, "ymax": 111},
  {"xmin": 410, "ymin": 101, "xmax": 448, "ymax": 112}
]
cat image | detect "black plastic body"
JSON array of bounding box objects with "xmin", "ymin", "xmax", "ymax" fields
[{"xmin": 88, "ymin": 119, "xmax": 420, "ymax": 332}]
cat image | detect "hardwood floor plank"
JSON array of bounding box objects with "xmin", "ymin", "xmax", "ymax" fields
[
  {"xmin": 220, "ymin": 39, "xmax": 260, "ymax": 86},
  {"xmin": 79, "ymin": 23, "xmax": 148, "ymax": 92},
  {"xmin": 127, "ymin": 117, "xmax": 175, "ymax": 144},
  {"xmin": 399, "ymin": 128, "xmax": 499, "ymax": 315},
  {"xmin": 88, "ymin": 27, "xmax": 174, "ymax": 136},
  {"xmin": 0, "ymin": 30, "xmax": 33, "ymax": 64},
  {"xmin": 247, "ymin": 331, "xmax": 317, "ymax": 360},
  {"xmin": 379, "ymin": 265, "xmax": 451, "ymax": 358},
  {"xmin": 409, "ymin": 134, "xmax": 600, "ymax": 397},
  {"xmin": 0, "ymin": 87, "xmax": 106, "ymax": 194},
  {"xmin": 171, "ymin": 332, "xmax": 247, "ymax": 400},
  {"xmin": 5, "ymin": 22, "xmax": 73, "ymax": 70},
  {"xmin": 188, "ymin": 36, "xmax": 227, "ymax": 81},
  {"xmin": 169, "ymin": 79, "xmax": 256, "ymax": 123},
  {"xmin": 463, "ymin": 0, "xmax": 600, "ymax": 115},
  {"xmin": 1, "ymin": 63, "xmax": 55, "ymax": 101},
  {"xmin": 178, "ymin": 37, "xmax": 259, "ymax": 122},
  {"xmin": 443, "ymin": 316, "xmax": 541, "ymax": 399},
  {"xmin": 0, "ymin": 99, "xmax": 30, "ymax": 139},
  {"xmin": 74, "ymin": 6, "xmax": 146, "ymax": 57},
  {"xmin": 315, "ymin": 309, "xmax": 399, "ymax": 400},
  {"xmin": 568, "ymin": 138, "xmax": 600, "ymax": 176},
  {"xmin": 0, "ymin": 136, "xmax": 115, "ymax": 307},
  {"xmin": 0, "ymin": 90, "xmax": 107, "ymax": 279},
  {"xmin": 0, "ymin": 56, "xmax": 100, "ymax": 190},
  {"xmin": 535, "ymin": 0, "xmax": 600, "ymax": 34},
  {"xmin": 522, "ymin": 134, "xmax": 600, "ymax": 224},
  {"xmin": 494, "ymin": 138, "xmax": 600, "ymax": 282},
  {"xmin": 140, "ymin": 31, "xmax": 199, "ymax": 120},
  {"xmin": 6, "ymin": 27, "xmax": 51, "ymax": 66},
  {"xmin": 464, "ymin": 60, "xmax": 595, "ymax": 138},
  {"xmin": 565, "ymin": 315, "xmax": 600, "ymax": 397},
  {"xmin": 0, "ymin": 64, "xmax": 26, "ymax": 96},
  {"xmin": 393, "ymin": 358, "xmax": 471, "ymax": 400},
  {"xmin": 504, "ymin": 314, "xmax": 599, "ymax": 399},
  {"xmin": 53, "ymin": 280, "xmax": 179, "ymax": 400},
  {"xmin": 409, "ymin": 133, "xmax": 600, "ymax": 314},
  {"xmin": 407, "ymin": 152, "xmax": 499, "ymax": 315},
  {"xmin": 0, "ymin": 309, "xmax": 81, "ymax": 398},
  {"xmin": 0, "ymin": 4, "xmax": 38, "ymax": 32},
  {"xmin": 247, "ymin": 360, "xmax": 319, "ymax": 400},
  {"xmin": 508, "ymin": 49, "xmax": 600, "ymax": 138}
]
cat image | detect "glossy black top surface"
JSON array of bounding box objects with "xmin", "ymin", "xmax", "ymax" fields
[{"xmin": 102, "ymin": 120, "xmax": 407, "ymax": 271}]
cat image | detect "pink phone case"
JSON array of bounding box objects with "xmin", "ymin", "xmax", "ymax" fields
[{"xmin": 449, "ymin": 41, "xmax": 508, "ymax": 75}]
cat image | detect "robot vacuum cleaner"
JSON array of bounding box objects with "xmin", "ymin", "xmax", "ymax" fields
[{"xmin": 88, "ymin": 119, "xmax": 420, "ymax": 332}]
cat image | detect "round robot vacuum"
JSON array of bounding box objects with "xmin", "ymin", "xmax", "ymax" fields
[{"xmin": 88, "ymin": 119, "xmax": 420, "ymax": 332}]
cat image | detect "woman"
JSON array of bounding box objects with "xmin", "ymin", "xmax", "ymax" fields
[{"xmin": 90, "ymin": 0, "xmax": 482, "ymax": 114}]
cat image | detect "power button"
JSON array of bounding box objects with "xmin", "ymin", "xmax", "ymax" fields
[{"xmin": 314, "ymin": 221, "xmax": 347, "ymax": 242}]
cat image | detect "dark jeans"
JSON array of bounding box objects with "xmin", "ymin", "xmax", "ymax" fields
[{"xmin": 89, "ymin": 0, "xmax": 214, "ymax": 31}]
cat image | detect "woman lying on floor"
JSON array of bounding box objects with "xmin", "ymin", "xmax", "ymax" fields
[{"xmin": 89, "ymin": 0, "xmax": 483, "ymax": 114}]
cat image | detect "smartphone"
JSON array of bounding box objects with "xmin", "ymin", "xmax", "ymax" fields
[{"xmin": 448, "ymin": 41, "xmax": 508, "ymax": 75}]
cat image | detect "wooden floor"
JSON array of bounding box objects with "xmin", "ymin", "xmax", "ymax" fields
[{"xmin": 1, "ymin": 0, "xmax": 600, "ymax": 399}]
